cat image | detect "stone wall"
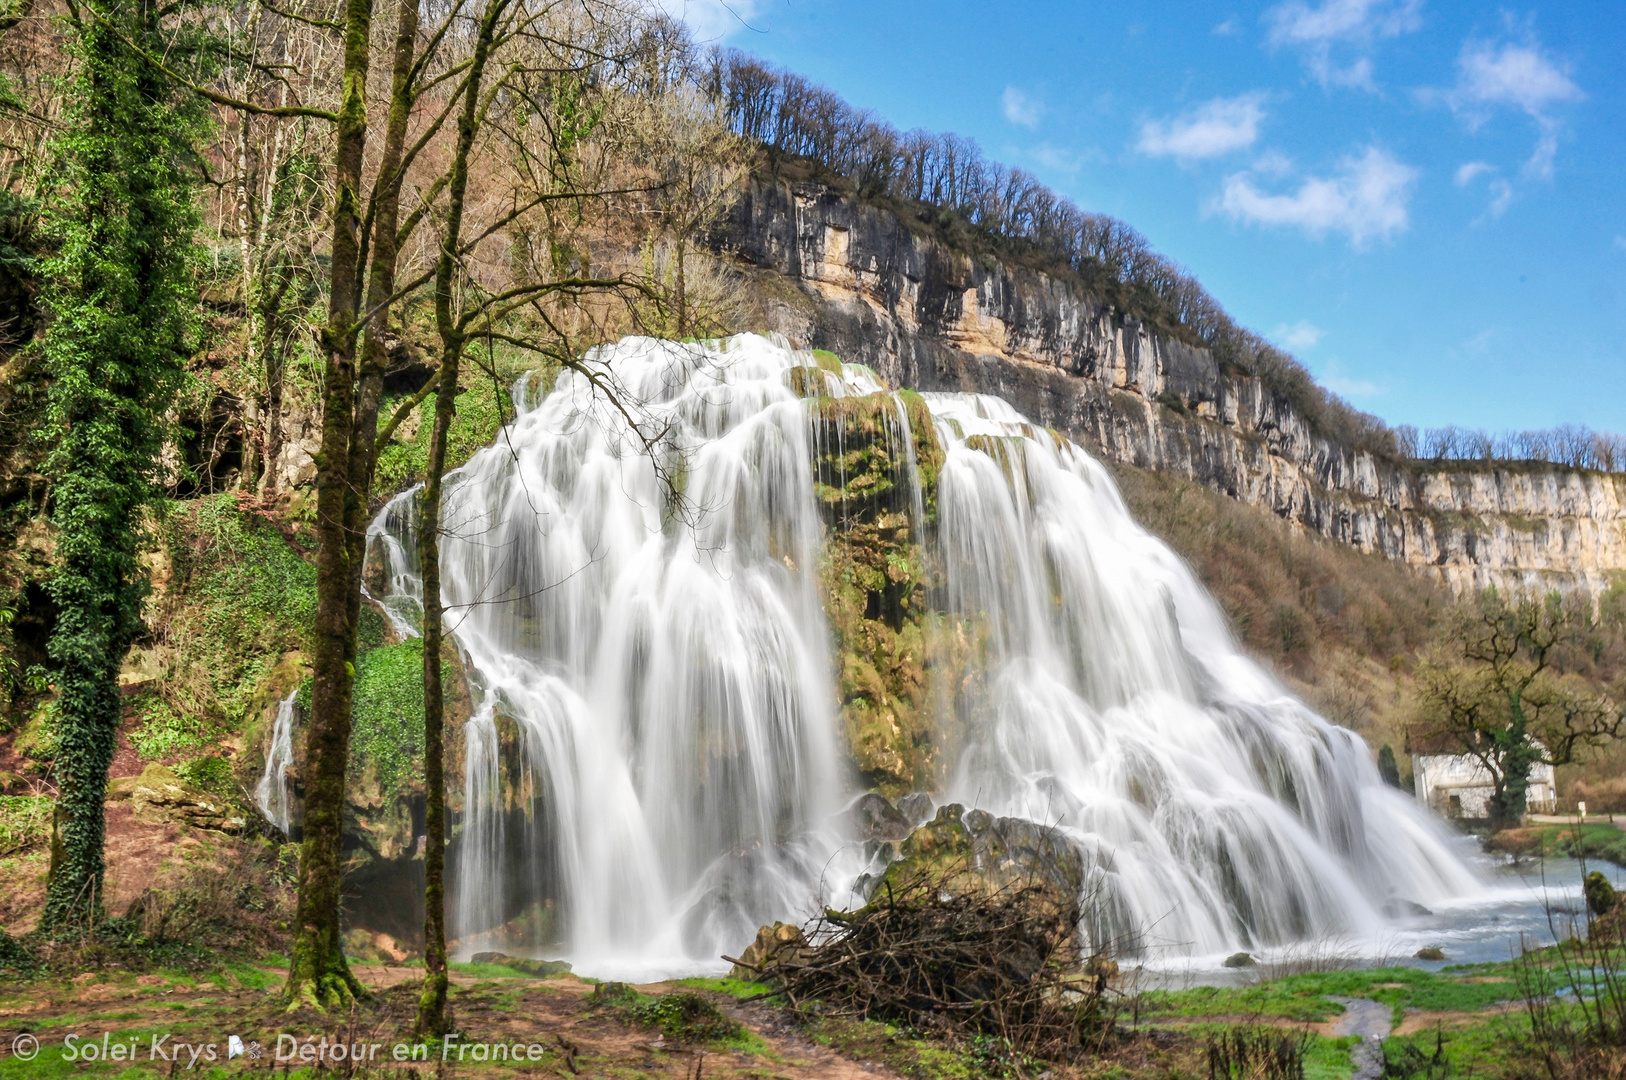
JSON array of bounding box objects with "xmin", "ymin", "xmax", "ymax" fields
[{"xmin": 722, "ymin": 177, "xmax": 1626, "ymax": 596}]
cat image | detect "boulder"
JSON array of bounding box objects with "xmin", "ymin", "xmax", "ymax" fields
[
  {"xmin": 728, "ymin": 921, "xmax": 809, "ymax": 982},
  {"xmin": 1222, "ymin": 952, "xmax": 1254, "ymax": 968},
  {"xmin": 871, "ymin": 803, "xmax": 1085, "ymax": 921},
  {"xmin": 106, "ymin": 764, "xmax": 247, "ymax": 833},
  {"xmin": 895, "ymin": 792, "xmax": 934, "ymax": 826},
  {"xmin": 848, "ymin": 792, "xmax": 913, "ymax": 842}
]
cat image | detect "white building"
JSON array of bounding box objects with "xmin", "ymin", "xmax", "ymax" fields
[{"xmin": 1409, "ymin": 731, "xmax": 1557, "ymax": 819}]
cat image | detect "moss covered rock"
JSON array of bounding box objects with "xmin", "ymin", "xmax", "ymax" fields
[
  {"xmin": 809, "ymin": 389, "xmax": 955, "ymax": 794},
  {"xmin": 873, "ymin": 803, "xmax": 1085, "ymax": 919}
]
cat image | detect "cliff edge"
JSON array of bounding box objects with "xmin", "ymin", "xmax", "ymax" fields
[{"xmin": 724, "ymin": 177, "xmax": 1625, "ymax": 596}]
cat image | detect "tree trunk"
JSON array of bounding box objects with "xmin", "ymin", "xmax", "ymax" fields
[
  {"xmin": 414, "ymin": 344, "xmax": 457, "ymax": 1036},
  {"xmin": 415, "ymin": 0, "xmax": 506, "ymax": 1033},
  {"xmin": 284, "ymin": 0, "xmax": 376, "ymax": 1011},
  {"xmin": 41, "ymin": 0, "xmax": 199, "ymax": 935}
]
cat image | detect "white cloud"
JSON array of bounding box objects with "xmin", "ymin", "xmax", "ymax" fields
[
  {"xmin": 1252, "ymin": 150, "xmax": 1296, "ymax": 177},
  {"xmin": 654, "ymin": 0, "xmax": 761, "ymax": 42},
  {"xmin": 1213, "ymin": 16, "xmax": 1241, "ymax": 36},
  {"xmin": 1449, "ymin": 40, "xmax": 1583, "ymax": 119},
  {"xmin": 1263, "ymin": 0, "xmax": 1421, "ymax": 90},
  {"xmin": 1003, "ymin": 86, "xmax": 1042, "ymax": 130},
  {"xmin": 1216, "ymin": 146, "xmax": 1417, "ymax": 247},
  {"xmin": 1442, "ymin": 39, "xmax": 1582, "ymax": 181},
  {"xmin": 1271, "ymin": 320, "xmax": 1326, "ymax": 349},
  {"xmin": 1484, "ymin": 179, "xmax": 1515, "ymax": 219},
  {"xmin": 1137, "ymin": 94, "xmax": 1266, "ymax": 160},
  {"xmin": 1321, "ymin": 370, "xmax": 1384, "ymax": 398},
  {"xmin": 1454, "ymin": 161, "xmax": 1493, "ymax": 187}
]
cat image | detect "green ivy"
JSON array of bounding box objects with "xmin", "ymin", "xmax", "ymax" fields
[{"xmin": 37, "ymin": 0, "xmax": 209, "ymax": 931}]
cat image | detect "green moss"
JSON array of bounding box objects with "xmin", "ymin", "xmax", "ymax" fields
[
  {"xmin": 810, "ymin": 348, "xmax": 843, "ymax": 374},
  {"xmin": 172, "ymin": 756, "xmax": 235, "ymax": 798},
  {"xmin": 348, "ymin": 639, "xmax": 425, "ymax": 804},
  {"xmin": 151, "ymin": 497, "xmax": 317, "ymax": 735},
  {"xmin": 811, "ymin": 391, "xmax": 952, "ymax": 793}
]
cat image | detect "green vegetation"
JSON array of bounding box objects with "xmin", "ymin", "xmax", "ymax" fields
[
  {"xmin": 374, "ymin": 358, "xmax": 522, "ymax": 498},
  {"xmin": 594, "ymin": 983, "xmax": 747, "ymax": 1045},
  {"xmin": 1141, "ymin": 965, "xmax": 1528, "ymax": 1028},
  {"xmin": 1490, "ymin": 822, "xmax": 1626, "ymax": 869},
  {"xmin": 149, "ymin": 496, "xmax": 316, "ymax": 732},
  {"xmin": 347, "ymin": 638, "xmax": 425, "ymax": 803},
  {"xmin": 0, "ymin": 793, "xmax": 51, "ymax": 856},
  {"xmin": 810, "ymin": 389, "xmax": 950, "ymax": 793}
]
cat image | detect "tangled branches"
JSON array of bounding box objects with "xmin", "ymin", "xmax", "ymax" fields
[{"xmin": 745, "ymin": 866, "xmax": 1115, "ymax": 1061}]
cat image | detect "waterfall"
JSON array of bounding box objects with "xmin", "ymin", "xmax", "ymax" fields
[
  {"xmin": 367, "ymin": 333, "xmax": 1483, "ymax": 975},
  {"xmin": 256, "ymin": 690, "xmax": 298, "ymax": 834}
]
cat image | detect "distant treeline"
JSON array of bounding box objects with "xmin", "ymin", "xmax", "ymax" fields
[
  {"xmin": 1398, "ymin": 424, "xmax": 1626, "ymax": 472},
  {"xmin": 702, "ymin": 50, "xmax": 1623, "ymax": 475}
]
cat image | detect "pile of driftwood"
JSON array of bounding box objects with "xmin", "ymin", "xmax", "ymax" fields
[{"xmin": 738, "ymin": 865, "xmax": 1114, "ymax": 1061}]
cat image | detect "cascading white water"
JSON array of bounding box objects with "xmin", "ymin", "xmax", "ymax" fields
[
  {"xmin": 256, "ymin": 690, "xmax": 299, "ymax": 834},
  {"xmin": 368, "ymin": 332, "xmax": 1484, "ymax": 975}
]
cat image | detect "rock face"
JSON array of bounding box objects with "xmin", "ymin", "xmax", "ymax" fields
[
  {"xmin": 723, "ymin": 178, "xmax": 1626, "ymax": 595},
  {"xmin": 874, "ymin": 803, "xmax": 1085, "ymax": 917}
]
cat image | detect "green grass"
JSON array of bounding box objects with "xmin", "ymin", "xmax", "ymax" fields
[
  {"xmin": 0, "ymin": 793, "xmax": 51, "ymax": 854},
  {"xmin": 1139, "ymin": 965, "xmax": 1528, "ymax": 1028}
]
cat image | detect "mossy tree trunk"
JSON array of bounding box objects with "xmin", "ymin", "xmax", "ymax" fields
[
  {"xmin": 284, "ymin": 0, "xmax": 377, "ymax": 1011},
  {"xmin": 40, "ymin": 0, "xmax": 201, "ymax": 934},
  {"xmin": 414, "ymin": 0, "xmax": 509, "ymax": 1035}
]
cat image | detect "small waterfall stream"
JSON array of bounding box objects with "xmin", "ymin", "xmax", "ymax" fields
[
  {"xmin": 255, "ymin": 690, "xmax": 298, "ymax": 834},
  {"xmin": 366, "ymin": 333, "xmax": 1484, "ymax": 976}
]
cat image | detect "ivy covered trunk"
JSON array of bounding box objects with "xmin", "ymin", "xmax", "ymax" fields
[{"xmin": 40, "ymin": 0, "xmax": 201, "ymax": 933}]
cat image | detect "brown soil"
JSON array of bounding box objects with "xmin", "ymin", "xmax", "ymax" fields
[{"xmin": 1393, "ymin": 1002, "xmax": 1525, "ymax": 1037}]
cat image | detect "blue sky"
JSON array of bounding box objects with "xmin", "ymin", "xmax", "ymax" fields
[{"xmin": 667, "ymin": 0, "xmax": 1626, "ymax": 435}]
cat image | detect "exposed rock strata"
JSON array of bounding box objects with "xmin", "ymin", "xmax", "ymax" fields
[{"xmin": 723, "ymin": 178, "xmax": 1626, "ymax": 595}]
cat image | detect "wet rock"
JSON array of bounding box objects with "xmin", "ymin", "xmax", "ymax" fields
[
  {"xmin": 1413, "ymin": 947, "xmax": 1446, "ymax": 961},
  {"xmin": 729, "ymin": 921, "xmax": 809, "ymax": 983},
  {"xmin": 895, "ymin": 792, "xmax": 934, "ymax": 826},
  {"xmin": 849, "ymin": 793, "xmax": 913, "ymax": 842},
  {"xmin": 872, "ymin": 806, "xmax": 1084, "ymax": 923},
  {"xmin": 1222, "ymin": 952, "xmax": 1254, "ymax": 968},
  {"xmin": 1382, "ymin": 898, "xmax": 1433, "ymax": 918}
]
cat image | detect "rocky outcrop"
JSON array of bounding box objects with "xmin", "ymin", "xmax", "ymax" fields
[{"xmin": 724, "ymin": 178, "xmax": 1626, "ymax": 595}]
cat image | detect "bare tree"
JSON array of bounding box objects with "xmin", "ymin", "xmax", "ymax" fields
[{"xmin": 1415, "ymin": 589, "xmax": 1625, "ymax": 830}]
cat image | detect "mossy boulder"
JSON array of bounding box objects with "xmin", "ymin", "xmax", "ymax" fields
[
  {"xmin": 107, "ymin": 763, "xmax": 248, "ymax": 834},
  {"xmin": 872, "ymin": 803, "xmax": 1085, "ymax": 920}
]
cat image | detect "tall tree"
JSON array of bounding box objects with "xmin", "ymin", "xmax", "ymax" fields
[
  {"xmin": 38, "ymin": 0, "xmax": 204, "ymax": 932},
  {"xmin": 283, "ymin": 0, "xmax": 380, "ymax": 1008}
]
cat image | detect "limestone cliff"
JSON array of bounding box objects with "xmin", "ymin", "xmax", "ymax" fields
[{"xmin": 723, "ymin": 177, "xmax": 1626, "ymax": 595}]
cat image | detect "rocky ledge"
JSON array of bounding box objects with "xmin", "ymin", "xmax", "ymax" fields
[{"xmin": 723, "ymin": 176, "xmax": 1626, "ymax": 595}]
